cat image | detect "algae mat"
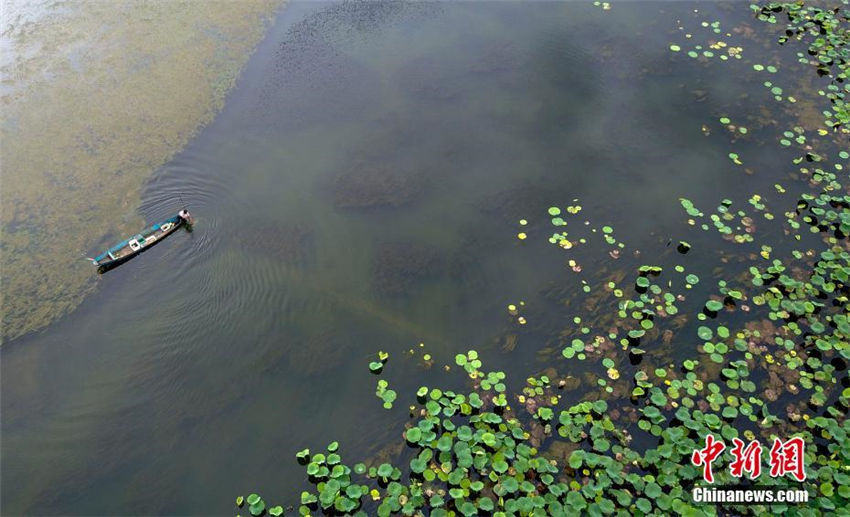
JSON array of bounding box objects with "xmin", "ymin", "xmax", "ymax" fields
[{"xmin": 0, "ymin": 0, "xmax": 283, "ymax": 342}]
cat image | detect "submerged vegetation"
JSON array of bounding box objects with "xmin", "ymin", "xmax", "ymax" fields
[
  {"xmin": 0, "ymin": 0, "xmax": 282, "ymax": 342},
  {"xmin": 237, "ymin": 1, "xmax": 850, "ymax": 515},
  {"xmin": 372, "ymin": 242, "xmax": 443, "ymax": 297}
]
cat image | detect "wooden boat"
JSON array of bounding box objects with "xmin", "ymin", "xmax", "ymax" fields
[{"xmin": 90, "ymin": 210, "xmax": 192, "ymax": 273}]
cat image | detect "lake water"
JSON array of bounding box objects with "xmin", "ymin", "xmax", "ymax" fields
[{"xmin": 1, "ymin": 2, "xmax": 809, "ymax": 514}]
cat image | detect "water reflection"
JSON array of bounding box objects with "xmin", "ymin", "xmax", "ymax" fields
[{"xmin": 2, "ymin": 2, "xmax": 801, "ymax": 514}]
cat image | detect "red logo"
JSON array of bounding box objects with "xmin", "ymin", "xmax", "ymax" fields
[
  {"xmin": 729, "ymin": 438, "xmax": 762, "ymax": 480},
  {"xmin": 769, "ymin": 437, "xmax": 807, "ymax": 482},
  {"xmin": 691, "ymin": 435, "xmax": 806, "ymax": 483},
  {"xmin": 692, "ymin": 434, "xmax": 726, "ymax": 483}
]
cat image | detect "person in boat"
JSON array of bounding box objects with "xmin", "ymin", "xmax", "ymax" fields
[{"xmin": 178, "ymin": 209, "xmax": 193, "ymax": 224}]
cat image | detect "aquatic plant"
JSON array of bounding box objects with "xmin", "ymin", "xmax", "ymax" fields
[
  {"xmin": 331, "ymin": 166, "xmax": 424, "ymax": 209},
  {"xmin": 369, "ymin": 351, "xmax": 389, "ymax": 374},
  {"xmin": 239, "ymin": 345, "xmax": 850, "ymax": 515},
  {"xmin": 375, "ymin": 379, "xmax": 397, "ymax": 410},
  {"xmin": 255, "ymin": 353, "xmax": 575, "ymax": 515},
  {"xmin": 0, "ymin": 0, "xmax": 283, "ymax": 343},
  {"xmin": 670, "ymin": 14, "xmax": 745, "ymax": 62},
  {"xmin": 238, "ymin": 1, "xmax": 850, "ymax": 514},
  {"xmin": 754, "ymin": 1, "xmax": 850, "ymax": 133},
  {"xmin": 371, "ymin": 242, "xmax": 443, "ymax": 296}
]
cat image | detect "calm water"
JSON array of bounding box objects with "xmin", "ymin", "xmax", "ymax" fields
[{"xmin": 2, "ymin": 2, "xmax": 804, "ymax": 514}]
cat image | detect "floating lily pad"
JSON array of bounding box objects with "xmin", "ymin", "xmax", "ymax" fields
[{"xmin": 705, "ymin": 300, "xmax": 723, "ymax": 312}]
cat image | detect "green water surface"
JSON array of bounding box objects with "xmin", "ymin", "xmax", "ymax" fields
[{"xmin": 1, "ymin": 2, "xmax": 817, "ymax": 514}]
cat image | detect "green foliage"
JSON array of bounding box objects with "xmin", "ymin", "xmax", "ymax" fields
[
  {"xmin": 375, "ymin": 380, "xmax": 397, "ymax": 410},
  {"xmin": 238, "ymin": 1, "xmax": 850, "ymax": 515}
]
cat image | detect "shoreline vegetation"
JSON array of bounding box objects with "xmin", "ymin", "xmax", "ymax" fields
[
  {"xmin": 0, "ymin": 0, "xmax": 284, "ymax": 343},
  {"xmin": 240, "ymin": 1, "xmax": 850, "ymax": 515}
]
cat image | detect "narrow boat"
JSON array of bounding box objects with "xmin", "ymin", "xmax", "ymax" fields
[{"xmin": 90, "ymin": 209, "xmax": 193, "ymax": 273}]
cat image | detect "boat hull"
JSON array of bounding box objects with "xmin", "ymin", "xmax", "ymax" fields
[{"xmin": 93, "ymin": 215, "xmax": 187, "ymax": 273}]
